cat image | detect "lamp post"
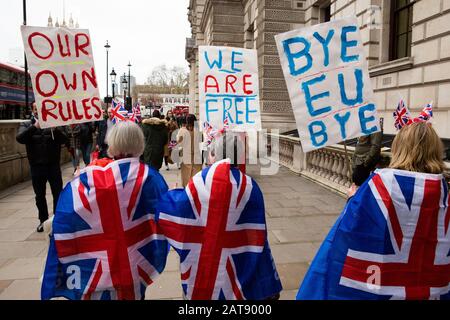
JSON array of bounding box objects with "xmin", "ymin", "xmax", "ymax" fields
[
  {"xmin": 104, "ymin": 41, "xmax": 110, "ymax": 107},
  {"xmin": 127, "ymin": 61, "xmax": 132, "ymax": 109},
  {"xmin": 23, "ymin": 0, "xmax": 29, "ymax": 116},
  {"xmin": 110, "ymin": 68, "xmax": 116, "ymax": 99},
  {"xmin": 121, "ymin": 74, "xmax": 128, "ymax": 110}
]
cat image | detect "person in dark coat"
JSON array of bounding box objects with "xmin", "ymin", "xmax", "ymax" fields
[
  {"xmin": 79, "ymin": 122, "xmax": 95, "ymax": 165},
  {"xmin": 141, "ymin": 109, "xmax": 168, "ymax": 170},
  {"xmin": 16, "ymin": 102, "xmax": 68, "ymax": 232}
]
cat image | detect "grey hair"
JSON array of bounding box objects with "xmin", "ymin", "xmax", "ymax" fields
[
  {"xmin": 107, "ymin": 121, "xmax": 145, "ymax": 158},
  {"xmin": 209, "ymin": 132, "xmax": 245, "ymax": 165}
]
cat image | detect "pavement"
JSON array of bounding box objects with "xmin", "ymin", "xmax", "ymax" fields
[{"xmin": 0, "ymin": 161, "xmax": 346, "ymax": 300}]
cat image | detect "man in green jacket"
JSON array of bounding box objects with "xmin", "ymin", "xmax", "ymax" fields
[{"xmin": 351, "ymin": 118, "xmax": 383, "ymax": 186}]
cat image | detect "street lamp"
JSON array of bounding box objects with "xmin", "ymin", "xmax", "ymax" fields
[
  {"xmin": 104, "ymin": 40, "xmax": 111, "ymax": 106},
  {"xmin": 110, "ymin": 68, "xmax": 116, "ymax": 99},
  {"xmin": 121, "ymin": 73, "xmax": 128, "ymax": 110},
  {"xmin": 127, "ymin": 61, "xmax": 132, "ymax": 108}
]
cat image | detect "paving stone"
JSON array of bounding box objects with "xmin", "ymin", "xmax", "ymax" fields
[
  {"xmin": 0, "ymin": 279, "xmax": 41, "ymax": 300},
  {"xmin": 279, "ymin": 289, "xmax": 298, "ymax": 300},
  {"xmin": 0, "ymin": 257, "xmax": 46, "ymax": 280},
  {"xmin": 277, "ymin": 263, "xmax": 310, "ymax": 291},
  {"xmin": 0, "ymin": 195, "xmax": 35, "ymax": 203},
  {"xmin": 0, "ymin": 229, "xmax": 34, "ymax": 242},
  {"xmin": 145, "ymin": 271, "xmax": 182, "ymax": 300},
  {"xmin": 0, "ymin": 241, "xmax": 46, "ymax": 259},
  {"xmin": 270, "ymin": 243, "xmax": 317, "ymax": 264},
  {"xmin": 0, "ymin": 280, "xmax": 12, "ymax": 295}
]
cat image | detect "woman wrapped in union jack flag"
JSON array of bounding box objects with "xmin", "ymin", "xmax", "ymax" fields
[{"xmin": 298, "ymin": 119, "xmax": 450, "ymax": 300}]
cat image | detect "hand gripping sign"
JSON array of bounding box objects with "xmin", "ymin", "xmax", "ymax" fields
[
  {"xmin": 21, "ymin": 26, "xmax": 102, "ymax": 128},
  {"xmin": 275, "ymin": 17, "xmax": 380, "ymax": 152},
  {"xmin": 199, "ymin": 46, "xmax": 262, "ymax": 132}
]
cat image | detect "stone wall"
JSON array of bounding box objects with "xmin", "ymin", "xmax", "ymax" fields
[{"xmin": 0, "ymin": 120, "xmax": 71, "ymax": 192}]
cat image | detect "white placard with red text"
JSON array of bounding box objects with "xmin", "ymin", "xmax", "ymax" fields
[{"xmin": 21, "ymin": 26, "xmax": 102, "ymax": 128}]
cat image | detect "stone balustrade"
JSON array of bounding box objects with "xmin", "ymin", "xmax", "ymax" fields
[
  {"xmin": 265, "ymin": 132, "xmax": 450, "ymax": 195},
  {"xmin": 0, "ymin": 120, "xmax": 71, "ymax": 193}
]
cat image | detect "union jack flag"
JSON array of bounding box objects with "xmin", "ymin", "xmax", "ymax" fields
[
  {"xmin": 111, "ymin": 100, "xmax": 128, "ymax": 124},
  {"xmin": 133, "ymin": 103, "xmax": 142, "ymax": 122},
  {"xmin": 297, "ymin": 168, "xmax": 450, "ymax": 300},
  {"xmin": 202, "ymin": 115, "xmax": 230, "ymax": 147},
  {"xmin": 156, "ymin": 159, "xmax": 282, "ymax": 300},
  {"xmin": 415, "ymin": 102, "xmax": 433, "ymax": 122},
  {"xmin": 41, "ymin": 159, "xmax": 169, "ymax": 300},
  {"xmin": 393, "ymin": 99, "xmax": 411, "ymax": 130}
]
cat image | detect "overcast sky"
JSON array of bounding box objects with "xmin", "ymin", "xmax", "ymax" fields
[{"xmin": 0, "ymin": 0, "xmax": 191, "ymax": 96}]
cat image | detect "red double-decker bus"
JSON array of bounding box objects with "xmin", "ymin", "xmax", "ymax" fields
[{"xmin": 0, "ymin": 62, "xmax": 34, "ymax": 119}]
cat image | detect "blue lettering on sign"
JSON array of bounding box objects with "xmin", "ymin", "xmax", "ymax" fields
[
  {"xmin": 205, "ymin": 99, "xmax": 219, "ymax": 122},
  {"xmin": 333, "ymin": 112, "xmax": 351, "ymax": 139},
  {"xmin": 313, "ymin": 29, "xmax": 335, "ymax": 67},
  {"xmin": 308, "ymin": 120, "xmax": 328, "ymax": 147},
  {"xmin": 204, "ymin": 50, "xmax": 223, "ymax": 70},
  {"xmin": 338, "ymin": 68, "xmax": 364, "ymax": 106},
  {"xmin": 223, "ymin": 98, "xmax": 234, "ymax": 123},
  {"xmin": 359, "ymin": 103, "xmax": 378, "ymax": 135},
  {"xmin": 231, "ymin": 51, "xmax": 243, "ymax": 72},
  {"xmin": 282, "ymin": 37, "xmax": 312, "ymax": 76},
  {"xmin": 341, "ymin": 25, "xmax": 359, "ymax": 63},
  {"xmin": 245, "ymin": 96, "xmax": 257, "ymax": 124},
  {"xmin": 301, "ymin": 74, "xmax": 332, "ymax": 117},
  {"xmin": 234, "ymin": 97, "xmax": 244, "ymax": 125}
]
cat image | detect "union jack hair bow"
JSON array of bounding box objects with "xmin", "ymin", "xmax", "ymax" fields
[
  {"xmin": 393, "ymin": 100, "xmax": 433, "ymax": 130},
  {"xmin": 203, "ymin": 115, "xmax": 230, "ymax": 146}
]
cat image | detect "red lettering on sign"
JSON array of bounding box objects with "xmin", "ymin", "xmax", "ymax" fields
[
  {"xmin": 91, "ymin": 97, "xmax": 102, "ymax": 119},
  {"xmin": 57, "ymin": 33, "xmax": 71, "ymax": 57},
  {"xmin": 205, "ymin": 75, "xmax": 219, "ymax": 93},
  {"xmin": 58, "ymin": 100, "xmax": 74, "ymax": 121},
  {"xmin": 243, "ymin": 74, "xmax": 253, "ymax": 94},
  {"xmin": 81, "ymin": 67, "xmax": 98, "ymax": 90},
  {"xmin": 82, "ymin": 98, "xmax": 93, "ymax": 120},
  {"xmin": 28, "ymin": 32, "xmax": 54, "ymax": 60},
  {"xmin": 72, "ymin": 101, "xmax": 84, "ymax": 120},
  {"xmin": 75, "ymin": 33, "xmax": 90, "ymax": 57},
  {"xmin": 225, "ymin": 75, "xmax": 237, "ymax": 93},
  {"xmin": 41, "ymin": 100, "xmax": 58, "ymax": 121},
  {"xmin": 61, "ymin": 73, "xmax": 77, "ymax": 91},
  {"xmin": 35, "ymin": 70, "xmax": 58, "ymax": 97}
]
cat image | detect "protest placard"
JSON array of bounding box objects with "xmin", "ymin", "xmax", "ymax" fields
[
  {"xmin": 21, "ymin": 26, "xmax": 102, "ymax": 128},
  {"xmin": 199, "ymin": 46, "xmax": 261, "ymax": 131},
  {"xmin": 275, "ymin": 17, "xmax": 380, "ymax": 152}
]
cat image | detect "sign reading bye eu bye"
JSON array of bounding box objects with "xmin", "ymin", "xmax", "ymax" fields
[
  {"xmin": 275, "ymin": 17, "xmax": 380, "ymax": 152},
  {"xmin": 199, "ymin": 46, "xmax": 261, "ymax": 131}
]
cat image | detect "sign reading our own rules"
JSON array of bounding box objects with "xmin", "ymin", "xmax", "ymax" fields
[{"xmin": 21, "ymin": 26, "xmax": 102, "ymax": 128}]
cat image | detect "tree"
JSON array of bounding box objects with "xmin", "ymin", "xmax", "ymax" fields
[{"xmin": 146, "ymin": 64, "xmax": 189, "ymax": 88}]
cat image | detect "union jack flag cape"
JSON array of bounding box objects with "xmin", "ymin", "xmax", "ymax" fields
[
  {"xmin": 41, "ymin": 158, "xmax": 169, "ymax": 300},
  {"xmin": 156, "ymin": 159, "xmax": 282, "ymax": 300},
  {"xmin": 297, "ymin": 168, "xmax": 450, "ymax": 300}
]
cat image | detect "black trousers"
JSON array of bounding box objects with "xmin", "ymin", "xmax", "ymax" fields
[
  {"xmin": 30, "ymin": 164, "xmax": 63, "ymax": 223},
  {"xmin": 352, "ymin": 164, "xmax": 374, "ymax": 186}
]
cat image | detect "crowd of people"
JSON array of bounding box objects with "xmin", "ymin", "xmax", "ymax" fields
[{"xmin": 15, "ymin": 101, "xmax": 449, "ymax": 300}]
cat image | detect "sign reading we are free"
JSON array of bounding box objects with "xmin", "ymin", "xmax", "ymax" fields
[
  {"xmin": 199, "ymin": 46, "xmax": 262, "ymax": 131},
  {"xmin": 275, "ymin": 17, "xmax": 380, "ymax": 152},
  {"xmin": 21, "ymin": 26, "xmax": 102, "ymax": 128}
]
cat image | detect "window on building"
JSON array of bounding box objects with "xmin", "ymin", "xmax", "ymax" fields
[
  {"xmin": 320, "ymin": 4, "xmax": 331, "ymax": 22},
  {"xmin": 390, "ymin": 0, "xmax": 413, "ymax": 60}
]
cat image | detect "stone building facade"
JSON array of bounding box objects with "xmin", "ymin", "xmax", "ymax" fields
[{"xmin": 186, "ymin": 0, "xmax": 450, "ymax": 138}]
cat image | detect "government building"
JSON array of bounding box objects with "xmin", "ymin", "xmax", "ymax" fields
[{"xmin": 185, "ymin": 0, "xmax": 450, "ymax": 191}]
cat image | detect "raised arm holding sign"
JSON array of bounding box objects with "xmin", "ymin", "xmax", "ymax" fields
[{"xmin": 275, "ymin": 17, "xmax": 380, "ymax": 152}]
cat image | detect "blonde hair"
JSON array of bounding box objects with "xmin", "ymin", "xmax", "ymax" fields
[
  {"xmin": 389, "ymin": 122, "xmax": 444, "ymax": 174},
  {"xmin": 107, "ymin": 121, "xmax": 145, "ymax": 158}
]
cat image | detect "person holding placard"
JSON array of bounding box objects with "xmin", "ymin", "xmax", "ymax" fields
[{"xmin": 16, "ymin": 102, "xmax": 68, "ymax": 232}]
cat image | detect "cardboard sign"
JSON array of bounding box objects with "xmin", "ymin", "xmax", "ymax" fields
[
  {"xmin": 199, "ymin": 46, "xmax": 261, "ymax": 131},
  {"xmin": 275, "ymin": 17, "xmax": 380, "ymax": 152},
  {"xmin": 21, "ymin": 26, "xmax": 102, "ymax": 128}
]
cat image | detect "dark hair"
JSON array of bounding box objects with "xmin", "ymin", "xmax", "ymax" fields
[
  {"xmin": 186, "ymin": 114, "xmax": 197, "ymax": 127},
  {"xmin": 152, "ymin": 109, "xmax": 161, "ymax": 118}
]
